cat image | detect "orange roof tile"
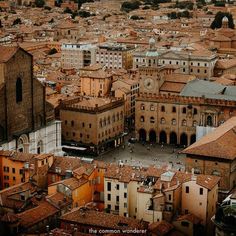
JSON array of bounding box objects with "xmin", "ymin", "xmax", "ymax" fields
[{"xmin": 182, "ymin": 117, "xmax": 236, "ymax": 160}]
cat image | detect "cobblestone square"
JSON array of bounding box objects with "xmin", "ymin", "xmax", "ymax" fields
[{"xmin": 98, "ymin": 141, "xmax": 186, "ymax": 172}]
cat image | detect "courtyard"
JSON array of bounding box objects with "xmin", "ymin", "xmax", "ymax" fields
[{"xmin": 97, "ymin": 141, "xmax": 186, "ymax": 172}]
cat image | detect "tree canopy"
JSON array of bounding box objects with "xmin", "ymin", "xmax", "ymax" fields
[
  {"xmin": 35, "ymin": 0, "xmax": 45, "ymax": 8},
  {"xmin": 210, "ymin": 11, "xmax": 235, "ymax": 29},
  {"xmin": 121, "ymin": 1, "xmax": 141, "ymax": 12}
]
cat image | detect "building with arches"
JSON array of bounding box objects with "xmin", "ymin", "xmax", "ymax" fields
[
  {"xmin": 135, "ymin": 64, "xmax": 236, "ymax": 147},
  {"xmin": 60, "ymin": 97, "xmax": 125, "ymax": 154},
  {"xmin": 0, "ymin": 46, "xmax": 62, "ymax": 155}
]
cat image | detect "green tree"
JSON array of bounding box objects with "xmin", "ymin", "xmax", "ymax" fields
[
  {"xmin": 35, "ymin": 0, "xmax": 45, "ymax": 8},
  {"xmin": 64, "ymin": 7, "xmax": 73, "ymax": 14},
  {"xmin": 211, "ymin": 11, "xmax": 235, "ymax": 29},
  {"xmin": 48, "ymin": 48, "xmax": 58, "ymax": 55},
  {"xmin": 78, "ymin": 10, "xmax": 91, "ymax": 18},
  {"xmin": 13, "ymin": 18, "xmax": 21, "ymax": 25},
  {"xmin": 121, "ymin": 1, "xmax": 141, "ymax": 12}
]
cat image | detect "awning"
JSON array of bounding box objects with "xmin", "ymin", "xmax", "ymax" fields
[{"xmin": 62, "ymin": 145, "xmax": 87, "ymax": 151}]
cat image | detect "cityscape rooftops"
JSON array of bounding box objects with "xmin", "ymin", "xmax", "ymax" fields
[
  {"xmin": 182, "ymin": 116, "xmax": 236, "ymax": 160},
  {"xmin": 60, "ymin": 207, "xmax": 148, "ymax": 230},
  {"xmin": 180, "ymin": 79, "xmax": 236, "ymax": 101}
]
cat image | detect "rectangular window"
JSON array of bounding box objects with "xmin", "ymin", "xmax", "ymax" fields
[
  {"xmin": 124, "ymin": 192, "xmax": 127, "ymax": 198},
  {"xmin": 168, "ymin": 194, "xmax": 171, "ymax": 201},
  {"xmin": 107, "ymin": 204, "xmax": 111, "ymax": 209},
  {"xmin": 107, "ymin": 194, "xmax": 111, "ymax": 201},
  {"xmin": 107, "ymin": 182, "xmax": 111, "ymax": 191},
  {"xmin": 186, "ymin": 186, "xmax": 189, "ymax": 193},
  {"xmin": 12, "ymin": 168, "xmax": 15, "ymax": 174},
  {"xmin": 200, "ymin": 188, "xmax": 203, "ymax": 195},
  {"xmin": 3, "ymin": 166, "xmax": 9, "ymax": 173},
  {"xmin": 19, "ymin": 169, "xmax": 23, "ymax": 175},
  {"xmin": 116, "ymin": 196, "xmax": 119, "ymax": 202},
  {"xmin": 116, "ymin": 184, "xmax": 119, "ymax": 190},
  {"xmin": 124, "ymin": 203, "xmax": 127, "ymax": 208},
  {"xmin": 115, "ymin": 205, "xmax": 119, "ymax": 211}
]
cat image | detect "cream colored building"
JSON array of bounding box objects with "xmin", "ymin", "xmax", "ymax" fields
[
  {"xmin": 112, "ymin": 78, "xmax": 139, "ymax": 128},
  {"xmin": 104, "ymin": 163, "xmax": 220, "ymax": 235},
  {"xmin": 182, "ymin": 175, "xmax": 219, "ymax": 236},
  {"xmin": 60, "ymin": 97, "xmax": 125, "ymax": 154},
  {"xmin": 79, "ymin": 64, "xmax": 113, "ymax": 97},
  {"xmin": 61, "ymin": 43, "xmax": 97, "ymax": 70},
  {"xmin": 133, "ymin": 38, "xmax": 218, "ymax": 79},
  {"xmin": 96, "ymin": 43, "xmax": 134, "ymax": 70}
]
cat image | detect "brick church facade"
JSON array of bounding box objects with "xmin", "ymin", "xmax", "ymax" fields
[{"xmin": 0, "ymin": 46, "xmax": 62, "ymax": 155}]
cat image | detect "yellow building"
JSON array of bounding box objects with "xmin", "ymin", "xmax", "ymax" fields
[
  {"xmin": 60, "ymin": 97, "xmax": 125, "ymax": 154},
  {"xmin": 0, "ymin": 150, "xmax": 35, "ymax": 189},
  {"xmin": 48, "ymin": 161, "xmax": 105, "ymax": 209},
  {"xmin": 112, "ymin": 78, "xmax": 139, "ymax": 128},
  {"xmin": 135, "ymin": 65, "xmax": 236, "ymax": 146},
  {"xmin": 80, "ymin": 64, "xmax": 113, "ymax": 97}
]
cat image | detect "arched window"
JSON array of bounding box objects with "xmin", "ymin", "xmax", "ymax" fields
[
  {"xmin": 140, "ymin": 104, "xmax": 145, "ymax": 110},
  {"xmin": 193, "ymin": 120, "xmax": 197, "ymax": 127},
  {"xmin": 182, "ymin": 119, "xmax": 187, "ymax": 126},
  {"xmin": 171, "ymin": 119, "xmax": 176, "ymax": 125},
  {"xmin": 103, "ymin": 118, "xmax": 106, "ymax": 126},
  {"xmin": 112, "ymin": 114, "xmax": 115, "ymax": 122},
  {"xmin": 140, "ymin": 116, "xmax": 145, "ymax": 122},
  {"xmin": 150, "ymin": 104, "xmax": 155, "ymax": 111},
  {"xmin": 161, "ymin": 106, "xmax": 165, "ymax": 112},
  {"xmin": 107, "ymin": 116, "xmax": 110, "ymax": 125},
  {"xmin": 160, "ymin": 117, "xmax": 165, "ymax": 124},
  {"xmin": 37, "ymin": 140, "xmax": 43, "ymax": 154},
  {"xmin": 207, "ymin": 116, "xmax": 213, "ymax": 126},
  {"xmin": 117, "ymin": 113, "xmax": 119, "ymax": 121},
  {"xmin": 120, "ymin": 111, "xmax": 123, "ymax": 119},
  {"xmin": 16, "ymin": 77, "xmax": 22, "ymax": 103},
  {"xmin": 172, "ymin": 106, "xmax": 176, "ymax": 113},
  {"xmin": 193, "ymin": 108, "xmax": 198, "ymax": 115},
  {"xmin": 100, "ymin": 119, "xmax": 102, "ymax": 128},
  {"xmin": 182, "ymin": 107, "xmax": 186, "ymax": 114},
  {"xmin": 71, "ymin": 121, "xmax": 74, "ymax": 127},
  {"xmin": 150, "ymin": 117, "xmax": 155, "ymax": 123}
]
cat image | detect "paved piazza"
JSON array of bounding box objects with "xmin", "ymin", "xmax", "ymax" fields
[{"xmin": 97, "ymin": 140, "xmax": 186, "ymax": 172}]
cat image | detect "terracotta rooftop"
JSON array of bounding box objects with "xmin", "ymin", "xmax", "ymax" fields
[
  {"xmin": 182, "ymin": 116, "xmax": 236, "ymax": 160},
  {"xmin": 0, "ymin": 182, "xmax": 37, "ymax": 209},
  {"xmin": 215, "ymin": 59, "xmax": 236, "ymax": 69},
  {"xmin": 17, "ymin": 201, "xmax": 59, "ymax": 228},
  {"xmin": 46, "ymin": 192, "xmax": 72, "ymax": 209},
  {"xmin": 175, "ymin": 213, "xmax": 201, "ymax": 225},
  {"xmin": 49, "ymin": 177, "xmax": 88, "ymax": 190},
  {"xmin": 105, "ymin": 164, "xmax": 220, "ymax": 191},
  {"xmin": 60, "ymin": 207, "xmax": 148, "ymax": 230},
  {"xmin": 49, "ymin": 156, "xmax": 82, "ymax": 176},
  {"xmin": 148, "ymin": 220, "xmax": 174, "ymax": 235},
  {"xmin": 160, "ymin": 81, "xmax": 186, "ymax": 94},
  {"xmin": 0, "ymin": 45, "xmax": 19, "ymax": 63},
  {"xmin": 0, "ymin": 150, "xmax": 36, "ymax": 162}
]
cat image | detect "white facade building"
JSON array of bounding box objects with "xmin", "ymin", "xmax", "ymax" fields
[{"xmin": 1, "ymin": 120, "xmax": 63, "ymax": 156}]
